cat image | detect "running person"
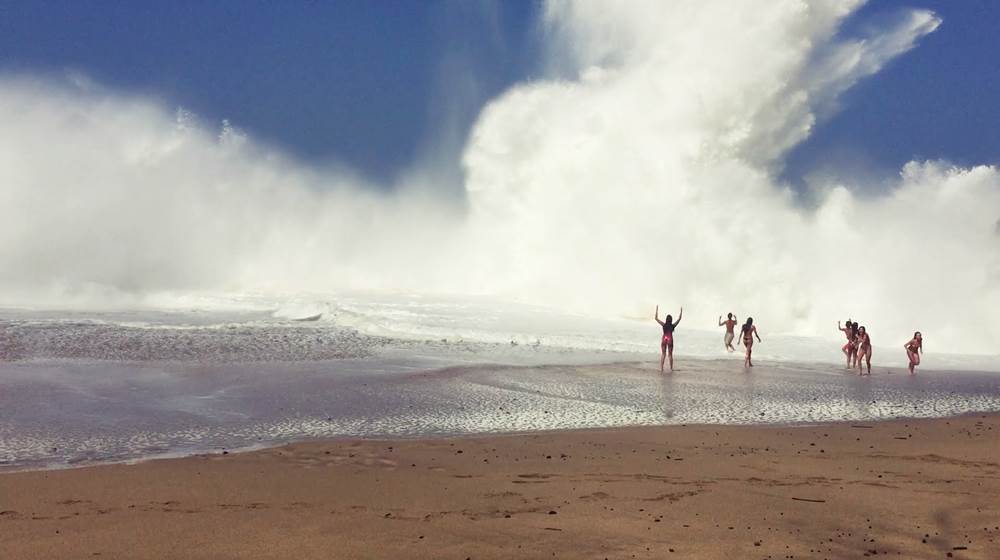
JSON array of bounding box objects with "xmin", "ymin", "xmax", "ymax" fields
[
  {"xmin": 739, "ymin": 317, "xmax": 762, "ymax": 367},
  {"xmin": 719, "ymin": 313, "xmax": 737, "ymax": 352},
  {"xmin": 654, "ymin": 305, "xmax": 683, "ymax": 372},
  {"xmin": 904, "ymin": 331, "xmax": 923, "ymax": 374},
  {"xmin": 856, "ymin": 326, "xmax": 872, "ymax": 375}
]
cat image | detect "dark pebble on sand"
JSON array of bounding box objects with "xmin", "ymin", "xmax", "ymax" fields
[{"xmin": 548, "ymin": 510, "xmax": 557, "ymax": 515}]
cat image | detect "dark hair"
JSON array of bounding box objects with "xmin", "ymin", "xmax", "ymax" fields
[
  {"xmin": 914, "ymin": 331, "xmax": 921, "ymax": 338},
  {"xmin": 850, "ymin": 322, "xmax": 859, "ymax": 336},
  {"xmin": 665, "ymin": 314, "xmax": 673, "ymax": 325},
  {"xmin": 858, "ymin": 325, "xmax": 866, "ymax": 334},
  {"xmin": 727, "ymin": 313, "xmax": 733, "ymax": 320},
  {"xmin": 742, "ymin": 317, "xmax": 753, "ymax": 333}
]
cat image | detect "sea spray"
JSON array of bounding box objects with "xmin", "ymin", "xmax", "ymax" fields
[{"xmin": 0, "ymin": 1, "xmax": 997, "ymax": 353}]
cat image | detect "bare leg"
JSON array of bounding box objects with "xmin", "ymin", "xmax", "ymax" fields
[
  {"xmin": 842, "ymin": 343, "xmax": 850, "ymax": 367},
  {"xmin": 660, "ymin": 344, "xmax": 666, "ymax": 373},
  {"xmin": 906, "ymin": 350, "xmax": 915, "ymax": 374},
  {"xmin": 667, "ymin": 344, "xmax": 674, "ymax": 372}
]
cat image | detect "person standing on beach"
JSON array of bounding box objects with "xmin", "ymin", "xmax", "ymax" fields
[
  {"xmin": 739, "ymin": 317, "xmax": 761, "ymax": 367},
  {"xmin": 719, "ymin": 313, "xmax": 737, "ymax": 352},
  {"xmin": 855, "ymin": 326, "xmax": 872, "ymax": 375},
  {"xmin": 905, "ymin": 332, "xmax": 923, "ymax": 374},
  {"xmin": 654, "ymin": 305, "xmax": 683, "ymax": 372}
]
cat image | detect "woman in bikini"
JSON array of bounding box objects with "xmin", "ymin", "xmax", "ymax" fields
[
  {"xmin": 654, "ymin": 305, "xmax": 683, "ymax": 372},
  {"xmin": 719, "ymin": 312, "xmax": 737, "ymax": 352},
  {"xmin": 739, "ymin": 317, "xmax": 761, "ymax": 367},
  {"xmin": 838, "ymin": 319, "xmax": 857, "ymax": 368},
  {"xmin": 904, "ymin": 331, "xmax": 923, "ymax": 374},
  {"xmin": 855, "ymin": 326, "xmax": 872, "ymax": 375}
]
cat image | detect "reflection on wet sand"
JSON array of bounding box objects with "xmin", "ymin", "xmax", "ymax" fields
[{"xmin": 3, "ymin": 356, "xmax": 998, "ymax": 470}]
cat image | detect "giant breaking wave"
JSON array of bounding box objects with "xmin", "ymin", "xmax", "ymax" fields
[{"xmin": 0, "ymin": 0, "xmax": 998, "ymax": 354}]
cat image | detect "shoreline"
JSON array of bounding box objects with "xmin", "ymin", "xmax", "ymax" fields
[
  {"xmin": 5, "ymin": 407, "xmax": 1000, "ymax": 476},
  {"xmin": 3, "ymin": 414, "xmax": 998, "ymax": 559}
]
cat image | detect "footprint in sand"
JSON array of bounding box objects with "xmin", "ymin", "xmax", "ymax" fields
[{"xmin": 578, "ymin": 491, "xmax": 612, "ymax": 501}]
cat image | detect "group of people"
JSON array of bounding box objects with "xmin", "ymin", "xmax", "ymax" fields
[
  {"xmin": 718, "ymin": 312, "xmax": 760, "ymax": 368},
  {"xmin": 653, "ymin": 306, "xmax": 759, "ymax": 372},
  {"xmin": 838, "ymin": 320, "xmax": 925, "ymax": 375},
  {"xmin": 654, "ymin": 306, "xmax": 925, "ymax": 375},
  {"xmin": 838, "ymin": 320, "xmax": 873, "ymax": 375}
]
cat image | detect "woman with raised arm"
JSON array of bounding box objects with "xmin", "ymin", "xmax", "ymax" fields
[
  {"xmin": 904, "ymin": 331, "xmax": 923, "ymax": 374},
  {"xmin": 719, "ymin": 312, "xmax": 737, "ymax": 352},
  {"xmin": 739, "ymin": 317, "xmax": 762, "ymax": 367},
  {"xmin": 856, "ymin": 326, "xmax": 872, "ymax": 375},
  {"xmin": 654, "ymin": 305, "xmax": 683, "ymax": 372},
  {"xmin": 838, "ymin": 319, "xmax": 856, "ymax": 368}
]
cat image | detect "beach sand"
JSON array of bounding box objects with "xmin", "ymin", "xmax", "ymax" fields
[{"xmin": 2, "ymin": 415, "xmax": 998, "ymax": 559}]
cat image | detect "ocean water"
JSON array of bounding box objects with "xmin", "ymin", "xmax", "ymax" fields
[{"xmin": 1, "ymin": 293, "xmax": 999, "ymax": 471}]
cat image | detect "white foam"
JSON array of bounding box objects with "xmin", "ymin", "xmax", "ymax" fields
[{"xmin": 0, "ymin": 2, "xmax": 996, "ymax": 356}]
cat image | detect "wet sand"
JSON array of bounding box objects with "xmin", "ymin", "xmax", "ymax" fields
[{"xmin": 2, "ymin": 415, "xmax": 998, "ymax": 559}]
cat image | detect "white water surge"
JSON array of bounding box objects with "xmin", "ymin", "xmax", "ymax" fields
[
  {"xmin": 2, "ymin": 302, "xmax": 1000, "ymax": 470},
  {"xmin": 0, "ymin": 0, "xmax": 998, "ymax": 355}
]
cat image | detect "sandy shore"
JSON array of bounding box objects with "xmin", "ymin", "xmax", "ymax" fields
[{"xmin": 2, "ymin": 416, "xmax": 998, "ymax": 559}]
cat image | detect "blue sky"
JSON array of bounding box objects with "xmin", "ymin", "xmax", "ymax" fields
[
  {"xmin": 0, "ymin": 1, "xmax": 997, "ymax": 187},
  {"xmin": 787, "ymin": 0, "xmax": 1000, "ymax": 188}
]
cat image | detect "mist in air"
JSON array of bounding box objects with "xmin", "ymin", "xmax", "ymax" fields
[{"xmin": 0, "ymin": 0, "xmax": 997, "ymax": 354}]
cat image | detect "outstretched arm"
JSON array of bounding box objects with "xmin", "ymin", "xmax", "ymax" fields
[
  {"xmin": 654, "ymin": 305, "xmax": 664, "ymax": 326},
  {"xmin": 838, "ymin": 321, "xmax": 845, "ymax": 332},
  {"xmin": 673, "ymin": 307, "xmax": 683, "ymax": 327},
  {"xmin": 718, "ymin": 315, "xmax": 724, "ymax": 327}
]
